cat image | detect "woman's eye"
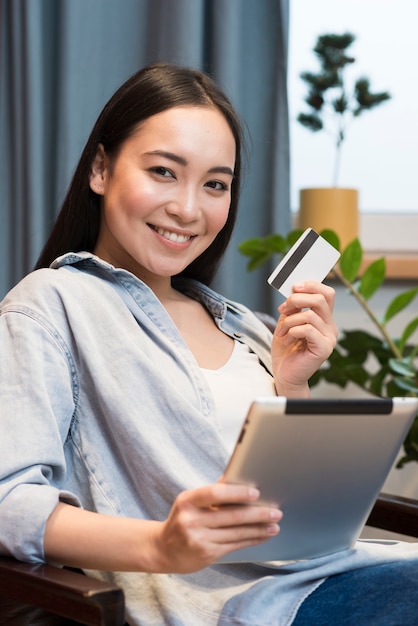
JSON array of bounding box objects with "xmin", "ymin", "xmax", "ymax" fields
[
  {"xmin": 206, "ymin": 180, "xmax": 228, "ymax": 191},
  {"xmin": 150, "ymin": 166, "xmax": 174, "ymax": 178}
]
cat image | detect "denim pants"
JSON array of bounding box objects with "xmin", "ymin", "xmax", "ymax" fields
[{"xmin": 293, "ymin": 559, "xmax": 418, "ymax": 625}]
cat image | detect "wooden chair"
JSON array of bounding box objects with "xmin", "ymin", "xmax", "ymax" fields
[
  {"xmin": 0, "ymin": 558, "xmax": 125, "ymax": 625},
  {"xmin": 1, "ymin": 311, "xmax": 417, "ymax": 624},
  {"xmin": 1, "ymin": 497, "xmax": 417, "ymax": 625}
]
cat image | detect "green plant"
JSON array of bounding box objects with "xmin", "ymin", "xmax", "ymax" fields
[
  {"xmin": 239, "ymin": 230, "xmax": 418, "ymax": 467},
  {"xmin": 298, "ymin": 32, "xmax": 391, "ymax": 186}
]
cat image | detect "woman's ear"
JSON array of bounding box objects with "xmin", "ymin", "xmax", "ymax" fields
[{"xmin": 89, "ymin": 144, "xmax": 108, "ymax": 195}]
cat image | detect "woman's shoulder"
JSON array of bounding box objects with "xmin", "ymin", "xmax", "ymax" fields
[
  {"xmin": 2, "ymin": 267, "xmax": 62, "ymax": 304},
  {"xmin": 2, "ymin": 252, "xmax": 115, "ymax": 306},
  {"xmin": 2, "ymin": 265, "xmax": 80, "ymax": 306},
  {"xmin": 0, "ymin": 261, "xmax": 113, "ymax": 322}
]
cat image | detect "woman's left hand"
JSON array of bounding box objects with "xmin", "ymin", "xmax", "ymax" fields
[{"xmin": 271, "ymin": 281, "xmax": 338, "ymax": 397}]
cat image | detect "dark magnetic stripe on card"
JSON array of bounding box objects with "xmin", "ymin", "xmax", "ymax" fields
[{"xmin": 271, "ymin": 229, "xmax": 319, "ymax": 287}]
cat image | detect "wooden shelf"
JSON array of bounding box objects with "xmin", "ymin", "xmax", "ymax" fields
[{"xmin": 361, "ymin": 253, "xmax": 418, "ymax": 280}]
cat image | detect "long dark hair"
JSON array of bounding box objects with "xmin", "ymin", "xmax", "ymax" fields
[{"xmin": 34, "ymin": 63, "xmax": 245, "ymax": 285}]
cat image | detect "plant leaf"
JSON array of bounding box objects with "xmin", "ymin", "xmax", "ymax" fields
[
  {"xmin": 344, "ymin": 365, "xmax": 370, "ymax": 386},
  {"xmin": 287, "ymin": 229, "xmax": 304, "ymax": 247},
  {"xmin": 263, "ymin": 234, "xmax": 287, "ymax": 254},
  {"xmin": 388, "ymin": 358, "xmax": 417, "ymax": 377},
  {"xmin": 399, "ymin": 316, "xmax": 418, "ymax": 353},
  {"xmin": 397, "ymin": 417, "xmax": 418, "ymax": 467},
  {"xmin": 339, "ymin": 330, "xmax": 383, "ymax": 354},
  {"xmin": 321, "ymin": 366, "xmax": 350, "ymax": 388},
  {"xmin": 238, "ymin": 237, "xmax": 266, "ymax": 256},
  {"xmin": 368, "ymin": 368, "xmax": 387, "ymax": 396},
  {"xmin": 308, "ymin": 369, "xmax": 325, "ymax": 387},
  {"xmin": 246, "ymin": 252, "xmax": 272, "ymax": 271},
  {"xmin": 358, "ymin": 257, "xmax": 386, "ymax": 300},
  {"xmin": 386, "ymin": 379, "xmax": 406, "ymax": 398},
  {"xmin": 339, "ymin": 238, "xmax": 362, "ymax": 282},
  {"xmin": 319, "ymin": 229, "xmax": 340, "ymax": 251},
  {"xmin": 392, "ymin": 377, "xmax": 418, "ymax": 394},
  {"xmin": 383, "ymin": 287, "xmax": 418, "ymax": 323}
]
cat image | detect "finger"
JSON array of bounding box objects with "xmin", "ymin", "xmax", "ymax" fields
[
  {"xmin": 277, "ymin": 307, "xmax": 336, "ymax": 337},
  {"xmin": 278, "ymin": 304, "xmax": 338, "ymax": 344},
  {"xmin": 279, "ymin": 292, "xmax": 332, "ymax": 316},
  {"xmin": 292, "ymin": 280, "xmax": 335, "ymax": 298},
  {"xmin": 293, "ymin": 281, "xmax": 335, "ymax": 311},
  {"xmin": 203, "ymin": 502, "xmax": 283, "ymax": 529},
  {"xmin": 279, "ymin": 283, "xmax": 335, "ymax": 315},
  {"xmin": 276, "ymin": 304, "xmax": 337, "ymax": 340},
  {"xmin": 283, "ymin": 322, "xmax": 336, "ymax": 353},
  {"xmin": 208, "ymin": 520, "xmax": 281, "ymax": 546},
  {"xmin": 177, "ymin": 483, "xmax": 261, "ymax": 511},
  {"xmin": 278, "ymin": 312, "xmax": 337, "ymax": 346}
]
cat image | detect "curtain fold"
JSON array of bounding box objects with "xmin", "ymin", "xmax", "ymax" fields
[{"xmin": 0, "ymin": 0, "xmax": 289, "ymax": 312}]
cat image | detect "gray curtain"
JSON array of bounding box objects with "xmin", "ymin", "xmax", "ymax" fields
[{"xmin": 0, "ymin": 0, "xmax": 290, "ymax": 312}]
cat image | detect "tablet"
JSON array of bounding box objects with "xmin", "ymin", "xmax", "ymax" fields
[{"xmin": 219, "ymin": 396, "xmax": 418, "ymax": 563}]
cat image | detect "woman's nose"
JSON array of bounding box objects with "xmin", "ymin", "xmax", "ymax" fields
[{"xmin": 166, "ymin": 187, "xmax": 201, "ymax": 222}]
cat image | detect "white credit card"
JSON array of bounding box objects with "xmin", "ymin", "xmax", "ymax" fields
[{"xmin": 267, "ymin": 228, "xmax": 341, "ymax": 297}]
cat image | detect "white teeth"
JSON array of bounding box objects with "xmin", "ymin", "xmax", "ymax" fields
[{"xmin": 155, "ymin": 227, "xmax": 192, "ymax": 243}]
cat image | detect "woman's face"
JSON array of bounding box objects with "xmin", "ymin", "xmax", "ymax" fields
[{"xmin": 90, "ymin": 105, "xmax": 236, "ymax": 284}]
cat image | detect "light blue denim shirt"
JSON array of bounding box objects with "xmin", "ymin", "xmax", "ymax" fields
[{"xmin": 1, "ymin": 252, "xmax": 417, "ymax": 626}]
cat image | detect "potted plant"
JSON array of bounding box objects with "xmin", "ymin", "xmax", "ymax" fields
[
  {"xmin": 239, "ymin": 230, "xmax": 418, "ymax": 467},
  {"xmin": 296, "ymin": 32, "xmax": 391, "ymax": 248}
]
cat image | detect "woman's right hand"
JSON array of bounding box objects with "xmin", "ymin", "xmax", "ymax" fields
[
  {"xmin": 44, "ymin": 485, "xmax": 282, "ymax": 574},
  {"xmin": 152, "ymin": 483, "xmax": 283, "ymax": 573}
]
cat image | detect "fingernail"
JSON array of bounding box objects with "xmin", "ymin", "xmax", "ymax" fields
[
  {"xmin": 266, "ymin": 523, "xmax": 279, "ymax": 535},
  {"xmin": 249, "ymin": 487, "xmax": 260, "ymax": 500},
  {"xmin": 269, "ymin": 509, "xmax": 282, "ymax": 521}
]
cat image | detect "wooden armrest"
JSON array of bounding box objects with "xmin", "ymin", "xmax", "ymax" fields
[
  {"xmin": 0, "ymin": 557, "xmax": 125, "ymax": 626},
  {"xmin": 366, "ymin": 493, "xmax": 418, "ymax": 538}
]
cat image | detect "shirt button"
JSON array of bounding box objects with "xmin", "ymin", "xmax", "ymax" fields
[{"xmin": 233, "ymin": 332, "xmax": 242, "ymax": 338}]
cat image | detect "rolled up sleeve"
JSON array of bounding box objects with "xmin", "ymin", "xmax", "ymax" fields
[{"xmin": 0, "ymin": 308, "xmax": 80, "ymax": 562}]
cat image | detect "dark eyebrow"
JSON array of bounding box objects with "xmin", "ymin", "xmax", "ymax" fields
[
  {"xmin": 208, "ymin": 165, "xmax": 235, "ymax": 178},
  {"xmin": 145, "ymin": 150, "xmax": 187, "ymax": 166},
  {"xmin": 144, "ymin": 150, "xmax": 234, "ymax": 178}
]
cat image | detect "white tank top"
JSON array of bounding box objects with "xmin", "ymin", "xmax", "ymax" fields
[{"xmin": 200, "ymin": 340, "xmax": 276, "ymax": 454}]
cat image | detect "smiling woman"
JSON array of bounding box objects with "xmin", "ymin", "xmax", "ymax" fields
[{"xmin": 1, "ymin": 62, "xmax": 418, "ymax": 626}]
